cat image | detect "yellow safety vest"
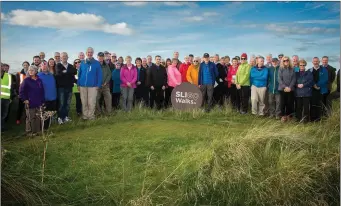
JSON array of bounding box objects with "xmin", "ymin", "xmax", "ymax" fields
[
  {"xmin": 72, "ymin": 71, "xmax": 79, "ymax": 93},
  {"xmin": 1, "ymin": 73, "xmax": 12, "ymax": 99}
]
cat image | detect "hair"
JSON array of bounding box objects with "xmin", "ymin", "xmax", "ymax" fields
[
  {"xmin": 147, "ymin": 55, "xmax": 152, "ymax": 59},
  {"xmin": 232, "ymin": 58, "xmax": 238, "ymax": 62},
  {"xmin": 322, "ymin": 56, "xmax": 328, "ymax": 60},
  {"xmin": 22, "ymin": 61, "xmax": 30, "ymax": 66},
  {"xmin": 313, "ymin": 57, "xmax": 319, "ymax": 61},
  {"xmin": 172, "ymin": 58, "xmax": 179, "ymax": 63},
  {"xmin": 47, "ymin": 58, "xmax": 56, "ymax": 74},
  {"xmin": 28, "ymin": 65, "xmax": 38, "ymax": 73},
  {"xmin": 166, "ymin": 58, "xmax": 171, "ymax": 65},
  {"xmin": 292, "ymin": 55, "xmax": 299, "ymax": 59},
  {"xmin": 135, "ymin": 57, "xmax": 142, "ymax": 64},
  {"xmin": 189, "ymin": 54, "xmax": 194, "ymax": 57},
  {"xmin": 61, "ymin": 52, "xmax": 68, "ymax": 57},
  {"xmin": 155, "ymin": 55, "xmax": 161, "ymax": 59},
  {"xmin": 33, "ymin": 55, "xmax": 40, "ymax": 60},
  {"xmin": 86, "ymin": 47, "xmax": 94, "ymax": 53},
  {"xmin": 299, "ymin": 59, "xmax": 307, "ymax": 66},
  {"xmin": 220, "ymin": 57, "xmax": 225, "ymax": 60},
  {"xmin": 125, "ymin": 55, "xmax": 132, "ymax": 60},
  {"xmin": 267, "ymin": 54, "xmax": 272, "ymax": 57},
  {"xmin": 224, "ymin": 56, "xmax": 230, "ymax": 60},
  {"xmin": 73, "ymin": 59, "xmax": 81, "ymax": 68},
  {"xmin": 280, "ymin": 56, "xmax": 293, "ymax": 69},
  {"xmin": 258, "ymin": 56, "xmax": 265, "ymax": 60}
]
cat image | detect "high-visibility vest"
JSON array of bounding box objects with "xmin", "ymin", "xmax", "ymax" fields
[
  {"xmin": 72, "ymin": 71, "xmax": 79, "ymax": 93},
  {"xmin": 1, "ymin": 73, "xmax": 12, "ymax": 99}
]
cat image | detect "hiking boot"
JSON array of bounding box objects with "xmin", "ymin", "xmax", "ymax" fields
[{"xmin": 58, "ymin": 118, "xmax": 64, "ymax": 125}]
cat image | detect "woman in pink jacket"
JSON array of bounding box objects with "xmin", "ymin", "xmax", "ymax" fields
[
  {"xmin": 227, "ymin": 57, "xmax": 240, "ymax": 111},
  {"xmin": 166, "ymin": 58, "xmax": 182, "ymax": 107},
  {"xmin": 120, "ymin": 56, "xmax": 137, "ymax": 112}
]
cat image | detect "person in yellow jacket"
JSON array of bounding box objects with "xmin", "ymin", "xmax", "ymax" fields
[
  {"xmin": 236, "ymin": 53, "xmax": 252, "ymax": 114},
  {"xmin": 1, "ymin": 64, "xmax": 16, "ymax": 132},
  {"xmin": 72, "ymin": 59, "xmax": 82, "ymax": 116},
  {"xmin": 186, "ymin": 56, "xmax": 200, "ymax": 86}
]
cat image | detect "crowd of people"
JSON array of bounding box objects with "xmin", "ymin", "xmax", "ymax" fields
[{"xmin": 1, "ymin": 48, "xmax": 340, "ymax": 136}]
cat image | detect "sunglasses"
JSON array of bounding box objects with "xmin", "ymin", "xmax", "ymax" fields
[
  {"xmin": 193, "ymin": 60, "xmax": 199, "ymax": 62},
  {"xmin": 283, "ymin": 60, "xmax": 289, "ymax": 62},
  {"xmin": 241, "ymin": 58, "xmax": 246, "ymax": 60},
  {"xmin": 299, "ymin": 65, "xmax": 306, "ymax": 67},
  {"xmin": 112, "ymin": 56, "xmax": 117, "ymax": 58},
  {"xmin": 75, "ymin": 61, "xmax": 81, "ymax": 64}
]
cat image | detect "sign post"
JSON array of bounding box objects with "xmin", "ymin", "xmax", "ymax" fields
[{"xmin": 171, "ymin": 82, "xmax": 203, "ymax": 111}]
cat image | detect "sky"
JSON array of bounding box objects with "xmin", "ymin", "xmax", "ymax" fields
[{"xmin": 1, "ymin": 1, "xmax": 340, "ymax": 72}]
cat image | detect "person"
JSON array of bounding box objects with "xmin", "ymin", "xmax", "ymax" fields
[
  {"xmin": 55, "ymin": 52, "xmax": 77, "ymax": 124},
  {"xmin": 146, "ymin": 55, "xmax": 154, "ymax": 68},
  {"xmin": 15, "ymin": 61, "xmax": 30, "ymax": 125},
  {"xmin": 39, "ymin": 52, "xmax": 47, "ymax": 64},
  {"xmin": 104, "ymin": 51, "xmax": 111, "ymax": 65},
  {"xmin": 309, "ymin": 57, "xmax": 328, "ymax": 122},
  {"xmin": 295, "ymin": 59, "xmax": 314, "ymax": 123},
  {"xmin": 110, "ymin": 53, "xmax": 117, "ymax": 66},
  {"xmin": 179, "ymin": 56, "xmax": 191, "ymax": 83},
  {"xmin": 189, "ymin": 54, "xmax": 194, "ymax": 64},
  {"xmin": 19, "ymin": 65, "xmax": 45, "ymax": 136},
  {"xmin": 32, "ymin": 56, "xmax": 41, "ymax": 67},
  {"xmin": 214, "ymin": 56, "xmax": 228, "ymax": 108},
  {"xmin": 292, "ymin": 55, "xmax": 299, "ymax": 72},
  {"xmin": 148, "ymin": 55, "xmax": 167, "ymax": 110},
  {"xmin": 278, "ymin": 56, "xmax": 296, "ymax": 122},
  {"xmin": 120, "ymin": 56, "xmax": 137, "ymax": 112},
  {"xmin": 2, "ymin": 64, "xmax": 17, "ymax": 123},
  {"xmin": 54, "ymin": 52, "xmax": 61, "ymax": 64},
  {"xmin": 118, "ymin": 56, "xmax": 124, "ymax": 65},
  {"xmin": 250, "ymin": 56, "xmax": 268, "ymax": 116},
  {"xmin": 236, "ymin": 53, "xmax": 252, "ymax": 114},
  {"xmin": 321, "ymin": 56, "xmax": 336, "ymax": 115},
  {"xmin": 134, "ymin": 57, "xmax": 148, "ymax": 106},
  {"xmin": 1, "ymin": 64, "xmax": 16, "ymax": 132},
  {"xmin": 249, "ymin": 56, "xmax": 256, "ymax": 67},
  {"xmin": 112, "ymin": 62, "xmax": 122, "ymax": 110},
  {"xmin": 78, "ymin": 52, "xmax": 85, "ymax": 62},
  {"xmin": 265, "ymin": 54, "xmax": 272, "ymax": 68},
  {"xmin": 227, "ymin": 58, "xmax": 240, "ymax": 111},
  {"xmin": 214, "ymin": 54, "xmax": 220, "ymax": 64},
  {"xmin": 198, "ymin": 53, "xmax": 218, "ymax": 112},
  {"xmin": 165, "ymin": 58, "xmax": 171, "ymax": 68},
  {"xmin": 267, "ymin": 58, "xmax": 281, "ymax": 119},
  {"xmin": 78, "ymin": 47, "xmax": 103, "ymax": 120},
  {"xmin": 47, "ymin": 58, "xmax": 56, "ymax": 74},
  {"xmin": 186, "ymin": 56, "xmax": 200, "ymax": 86},
  {"xmin": 161, "ymin": 59, "xmax": 166, "ymax": 67},
  {"xmin": 278, "ymin": 54, "xmax": 284, "ymax": 62},
  {"xmin": 96, "ymin": 52, "xmax": 112, "ymax": 115},
  {"xmin": 72, "ymin": 59, "xmax": 82, "ymax": 116},
  {"xmin": 166, "ymin": 58, "xmax": 182, "ymax": 107},
  {"xmin": 173, "ymin": 51, "xmax": 182, "ymax": 69},
  {"xmin": 224, "ymin": 56, "xmax": 231, "ymax": 67},
  {"xmin": 38, "ymin": 61, "xmax": 57, "ymax": 130}
]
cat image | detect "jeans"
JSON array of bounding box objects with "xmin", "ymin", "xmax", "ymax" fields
[
  {"xmin": 200, "ymin": 84, "xmax": 214, "ymax": 110},
  {"xmin": 279, "ymin": 91, "xmax": 295, "ymax": 117},
  {"xmin": 1, "ymin": 99, "xmax": 10, "ymax": 130},
  {"xmin": 57, "ymin": 87, "xmax": 72, "ymax": 120},
  {"xmin": 121, "ymin": 87, "xmax": 134, "ymax": 112}
]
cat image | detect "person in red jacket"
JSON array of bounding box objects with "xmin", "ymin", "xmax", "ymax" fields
[
  {"xmin": 227, "ymin": 58, "xmax": 240, "ymax": 111},
  {"xmin": 179, "ymin": 56, "xmax": 191, "ymax": 83}
]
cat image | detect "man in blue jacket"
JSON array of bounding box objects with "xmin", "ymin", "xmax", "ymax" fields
[
  {"xmin": 198, "ymin": 53, "xmax": 218, "ymax": 112},
  {"xmin": 78, "ymin": 47, "xmax": 103, "ymax": 120},
  {"xmin": 309, "ymin": 57, "xmax": 328, "ymax": 122}
]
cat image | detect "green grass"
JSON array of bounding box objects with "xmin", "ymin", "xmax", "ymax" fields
[{"xmin": 1, "ymin": 101, "xmax": 340, "ymax": 205}]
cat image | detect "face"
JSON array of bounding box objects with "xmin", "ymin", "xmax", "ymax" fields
[
  {"xmin": 232, "ymin": 59, "xmax": 238, "ymax": 66},
  {"xmin": 292, "ymin": 56, "xmax": 298, "ymax": 65},
  {"xmin": 155, "ymin": 57, "xmax": 161, "ymax": 64},
  {"xmin": 136, "ymin": 60, "xmax": 142, "ymax": 67},
  {"xmin": 220, "ymin": 58, "xmax": 225, "ymax": 64},
  {"xmin": 174, "ymin": 52, "xmax": 179, "ymax": 59},
  {"xmin": 214, "ymin": 56, "xmax": 219, "ymax": 62},
  {"xmin": 172, "ymin": 60, "xmax": 178, "ymax": 66},
  {"xmin": 118, "ymin": 57, "xmax": 123, "ymax": 64},
  {"xmin": 105, "ymin": 53, "xmax": 111, "ymax": 60},
  {"xmin": 98, "ymin": 56, "xmax": 104, "ymax": 62},
  {"xmin": 257, "ymin": 58, "xmax": 264, "ymax": 67},
  {"xmin": 283, "ymin": 57, "xmax": 289, "ymax": 66},
  {"xmin": 322, "ymin": 57, "xmax": 328, "ymax": 66},
  {"xmin": 4, "ymin": 66, "xmax": 9, "ymax": 72},
  {"xmin": 166, "ymin": 60, "xmax": 171, "ymax": 66},
  {"xmin": 111, "ymin": 55, "xmax": 117, "ymax": 62},
  {"xmin": 28, "ymin": 68, "xmax": 37, "ymax": 76},
  {"xmin": 61, "ymin": 53, "xmax": 68, "ymax": 62},
  {"xmin": 116, "ymin": 64, "xmax": 121, "ymax": 69},
  {"xmin": 224, "ymin": 58, "xmax": 230, "ymax": 65},
  {"xmin": 23, "ymin": 62, "xmax": 29, "ymax": 69},
  {"xmin": 125, "ymin": 57, "xmax": 132, "ymax": 64},
  {"xmin": 272, "ymin": 61, "xmax": 278, "ymax": 67},
  {"xmin": 55, "ymin": 54, "xmax": 60, "ymax": 62},
  {"xmin": 266, "ymin": 56, "xmax": 272, "ymax": 63},
  {"xmin": 184, "ymin": 56, "xmax": 189, "ymax": 63},
  {"xmin": 48, "ymin": 59, "xmax": 55, "ymax": 67},
  {"xmin": 34, "ymin": 57, "xmax": 41, "ymax": 65},
  {"xmin": 189, "ymin": 56, "xmax": 193, "ymax": 62},
  {"xmin": 210, "ymin": 57, "xmax": 214, "ymax": 62},
  {"xmin": 193, "ymin": 58, "xmax": 199, "ymax": 65},
  {"xmin": 147, "ymin": 56, "xmax": 152, "ymax": 63},
  {"xmin": 40, "ymin": 62, "xmax": 48, "ymax": 72},
  {"xmin": 78, "ymin": 52, "xmax": 85, "ymax": 60},
  {"xmin": 312, "ymin": 58, "xmax": 320, "ymax": 66},
  {"xmin": 142, "ymin": 59, "xmax": 147, "ymax": 66},
  {"xmin": 241, "ymin": 56, "xmax": 247, "ymax": 64},
  {"xmin": 299, "ymin": 62, "xmax": 306, "ymax": 71},
  {"xmin": 40, "ymin": 54, "xmax": 45, "ymax": 60},
  {"xmin": 279, "ymin": 55, "xmax": 283, "ymax": 60},
  {"xmin": 86, "ymin": 49, "xmax": 94, "ymax": 59},
  {"xmin": 204, "ymin": 57, "xmax": 209, "ymax": 63},
  {"xmin": 74, "ymin": 60, "xmax": 81, "ymax": 69}
]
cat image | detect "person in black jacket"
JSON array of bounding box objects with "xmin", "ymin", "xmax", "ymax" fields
[
  {"xmin": 55, "ymin": 52, "xmax": 77, "ymax": 124},
  {"xmin": 214, "ymin": 57, "xmax": 228, "ymax": 108},
  {"xmin": 148, "ymin": 55, "xmax": 167, "ymax": 110},
  {"xmin": 134, "ymin": 57, "xmax": 149, "ymax": 107}
]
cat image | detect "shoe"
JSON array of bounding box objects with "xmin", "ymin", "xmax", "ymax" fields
[
  {"xmin": 64, "ymin": 117, "xmax": 72, "ymax": 122},
  {"xmin": 240, "ymin": 111, "xmax": 247, "ymax": 114},
  {"xmin": 16, "ymin": 120, "xmax": 21, "ymax": 125},
  {"xmin": 58, "ymin": 118, "xmax": 64, "ymax": 125}
]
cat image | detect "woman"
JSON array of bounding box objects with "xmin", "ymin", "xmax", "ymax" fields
[
  {"xmin": 19, "ymin": 65, "xmax": 45, "ymax": 136},
  {"xmin": 134, "ymin": 57, "xmax": 148, "ymax": 106},
  {"xmin": 38, "ymin": 62, "xmax": 57, "ymax": 130},
  {"xmin": 166, "ymin": 58, "xmax": 182, "ymax": 107},
  {"xmin": 295, "ymin": 59, "xmax": 313, "ymax": 123},
  {"xmin": 112, "ymin": 62, "xmax": 122, "ymax": 109},
  {"xmin": 47, "ymin": 58, "xmax": 56, "ymax": 75},
  {"xmin": 227, "ymin": 58, "xmax": 240, "ymax": 111},
  {"xmin": 186, "ymin": 56, "xmax": 200, "ymax": 86},
  {"xmin": 166, "ymin": 58, "xmax": 171, "ymax": 68},
  {"xmin": 164, "ymin": 58, "xmax": 173, "ymax": 108},
  {"xmin": 161, "ymin": 59, "xmax": 166, "ymax": 67},
  {"xmin": 120, "ymin": 56, "xmax": 137, "ymax": 112},
  {"xmin": 72, "ymin": 59, "xmax": 82, "ymax": 116},
  {"xmin": 179, "ymin": 56, "xmax": 191, "ymax": 83},
  {"xmin": 16, "ymin": 61, "xmax": 30, "ymax": 125},
  {"xmin": 278, "ymin": 56, "xmax": 296, "ymax": 122},
  {"xmin": 118, "ymin": 56, "xmax": 124, "ymax": 65}
]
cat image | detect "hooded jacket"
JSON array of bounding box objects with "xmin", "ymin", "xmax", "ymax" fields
[
  {"xmin": 236, "ymin": 62, "xmax": 251, "ymax": 86},
  {"xmin": 250, "ymin": 65, "xmax": 268, "ymax": 88},
  {"xmin": 120, "ymin": 64, "xmax": 137, "ymax": 88},
  {"xmin": 227, "ymin": 65, "xmax": 238, "ymax": 88},
  {"xmin": 19, "ymin": 77, "xmax": 45, "ymax": 108},
  {"xmin": 186, "ymin": 64, "xmax": 199, "ymax": 85},
  {"xmin": 198, "ymin": 61, "xmax": 218, "ymax": 86},
  {"xmin": 268, "ymin": 66, "xmax": 280, "ymax": 94},
  {"xmin": 309, "ymin": 66, "xmax": 329, "ymax": 95},
  {"xmin": 78, "ymin": 58, "xmax": 103, "ymax": 88},
  {"xmin": 179, "ymin": 62, "xmax": 191, "ymax": 82},
  {"xmin": 167, "ymin": 65, "xmax": 182, "ymax": 88},
  {"xmin": 278, "ymin": 67, "xmax": 296, "ymax": 91}
]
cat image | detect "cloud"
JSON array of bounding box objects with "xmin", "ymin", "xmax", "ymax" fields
[
  {"xmin": 296, "ymin": 2, "xmax": 325, "ymax": 13},
  {"xmin": 1, "ymin": 12, "xmax": 6, "ymax": 20},
  {"xmin": 163, "ymin": 2, "xmax": 198, "ymax": 7},
  {"xmin": 203, "ymin": 12, "xmax": 219, "ymax": 17},
  {"xmin": 123, "ymin": 2, "xmax": 148, "ymax": 6},
  {"xmin": 294, "ymin": 19, "xmax": 339, "ymax": 24},
  {"xmin": 147, "ymin": 49, "xmax": 173, "ymax": 54},
  {"xmin": 264, "ymin": 24, "xmax": 339, "ymax": 35},
  {"xmin": 183, "ymin": 16, "xmax": 204, "ymax": 22},
  {"xmin": 5, "ymin": 9, "xmax": 133, "ymax": 35}
]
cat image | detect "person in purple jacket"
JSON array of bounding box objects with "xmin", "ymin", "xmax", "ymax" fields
[
  {"xmin": 120, "ymin": 56, "xmax": 137, "ymax": 112},
  {"xmin": 19, "ymin": 65, "xmax": 45, "ymax": 136}
]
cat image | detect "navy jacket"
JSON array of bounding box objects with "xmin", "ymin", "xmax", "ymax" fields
[
  {"xmin": 198, "ymin": 61, "xmax": 218, "ymax": 86},
  {"xmin": 309, "ymin": 66, "xmax": 329, "ymax": 94},
  {"xmin": 295, "ymin": 71, "xmax": 314, "ymax": 97}
]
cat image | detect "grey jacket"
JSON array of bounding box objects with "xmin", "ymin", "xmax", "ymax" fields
[{"xmin": 278, "ymin": 67, "xmax": 296, "ymax": 91}]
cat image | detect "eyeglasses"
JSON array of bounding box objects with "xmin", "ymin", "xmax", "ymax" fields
[
  {"xmin": 283, "ymin": 60, "xmax": 289, "ymax": 62},
  {"xmin": 241, "ymin": 58, "xmax": 246, "ymax": 60},
  {"xmin": 299, "ymin": 65, "xmax": 305, "ymax": 67}
]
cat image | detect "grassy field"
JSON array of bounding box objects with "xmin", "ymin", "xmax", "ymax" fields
[{"xmin": 1, "ymin": 100, "xmax": 340, "ymax": 205}]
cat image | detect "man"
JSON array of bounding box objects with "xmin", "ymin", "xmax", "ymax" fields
[
  {"xmin": 32, "ymin": 56, "xmax": 41, "ymax": 67},
  {"xmin": 173, "ymin": 51, "xmax": 182, "ymax": 69},
  {"xmin": 179, "ymin": 56, "xmax": 191, "ymax": 82},
  {"xmin": 39, "ymin": 52, "xmax": 47, "ymax": 63},
  {"xmin": 198, "ymin": 53, "xmax": 218, "ymax": 112},
  {"xmin": 78, "ymin": 47, "xmax": 103, "ymax": 120},
  {"xmin": 109, "ymin": 53, "xmax": 117, "ymax": 68},
  {"xmin": 278, "ymin": 53, "xmax": 284, "ymax": 61},
  {"xmin": 54, "ymin": 52, "xmax": 61, "ymax": 64},
  {"xmin": 267, "ymin": 58, "xmax": 281, "ymax": 119},
  {"xmin": 55, "ymin": 52, "xmax": 77, "ymax": 124},
  {"xmin": 309, "ymin": 57, "xmax": 328, "ymax": 121},
  {"xmin": 265, "ymin": 54, "xmax": 272, "ymax": 68},
  {"xmin": 214, "ymin": 54, "xmax": 220, "ymax": 64},
  {"xmin": 146, "ymin": 55, "xmax": 154, "ymax": 68},
  {"xmin": 214, "ymin": 56, "xmax": 228, "ymax": 108},
  {"xmin": 224, "ymin": 56, "xmax": 231, "ymax": 67},
  {"xmin": 329, "ymin": 69, "xmax": 340, "ymax": 100},
  {"xmin": 189, "ymin": 54, "xmax": 194, "ymax": 64},
  {"xmin": 148, "ymin": 55, "xmax": 167, "ymax": 110},
  {"xmin": 104, "ymin": 51, "xmax": 111, "ymax": 65},
  {"xmin": 250, "ymin": 56, "xmax": 268, "ymax": 116},
  {"xmin": 292, "ymin": 55, "xmax": 299, "ymax": 72},
  {"xmin": 1, "ymin": 64, "xmax": 16, "ymax": 132},
  {"xmin": 78, "ymin": 52, "xmax": 85, "ymax": 62},
  {"xmin": 96, "ymin": 52, "xmax": 112, "ymax": 115},
  {"xmin": 235, "ymin": 53, "xmax": 252, "ymax": 114},
  {"xmin": 321, "ymin": 56, "xmax": 336, "ymax": 114},
  {"xmin": 135, "ymin": 57, "xmax": 149, "ymax": 106}
]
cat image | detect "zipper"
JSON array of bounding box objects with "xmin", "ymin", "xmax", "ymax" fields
[{"xmin": 273, "ymin": 67, "xmax": 276, "ymax": 93}]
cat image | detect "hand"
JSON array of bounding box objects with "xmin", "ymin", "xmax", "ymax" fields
[
  {"xmin": 198, "ymin": 85, "xmax": 201, "ymax": 88},
  {"xmin": 137, "ymin": 81, "xmax": 141, "ymax": 85},
  {"xmin": 219, "ymin": 78, "xmax": 223, "ymax": 82},
  {"xmin": 236, "ymin": 84, "xmax": 241, "ymax": 90},
  {"xmin": 298, "ymin": 84, "xmax": 303, "ymax": 88},
  {"xmin": 162, "ymin": 86, "xmax": 166, "ymax": 90},
  {"xmin": 151, "ymin": 86, "xmax": 155, "ymax": 90},
  {"xmin": 231, "ymin": 80, "xmax": 235, "ymax": 84},
  {"xmin": 127, "ymin": 82, "xmax": 131, "ymax": 87},
  {"xmin": 23, "ymin": 100, "xmax": 29, "ymax": 104}
]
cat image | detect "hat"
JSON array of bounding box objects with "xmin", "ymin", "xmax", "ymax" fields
[
  {"xmin": 241, "ymin": 53, "xmax": 247, "ymax": 59},
  {"xmin": 203, "ymin": 53, "xmax": 209, "ymax": 58},
  {"xmin": 272, "ymin": 58, "xmax": 279, "ymax": 62},
  {"xmin": 189, "ymin": 54, "xmax": 194, "ymax": 57},
  {"xmin": 104, "ymin": 51, "xmax": 110, "ymax": 55},
  {"xmin": 278, "ymin": 53, "xmax": 284, "ymax": 57},
  {"xmin": 98, "ymin": 52, "xmax": 104, "ymax": 57}
]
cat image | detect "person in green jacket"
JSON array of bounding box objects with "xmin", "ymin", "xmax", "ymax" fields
[
  {"xmin": 236, "ymin": 53, "xmax": 251, "ymax": 114},
  {"xmin": 96, "ymin": 52, "xmax": 112, "ymax": 115},
  {"xmin": 72, "ymin": 59, "xmax": 82, "ymax": 116}
]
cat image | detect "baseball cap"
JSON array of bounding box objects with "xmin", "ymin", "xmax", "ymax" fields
[
  {"xmin": 98, "ymin": 52, "xmax": 104, "ymax": 57},
  {"xmin": 241, "ymin": 53, "xmax": 247, "ymax": 59},
  {"xmin": 272, "ymin": 58, "xmax": 279, "ymax": 62},
  {"xmin": 203, "ymin": 53, "xmax": 209, "ymax": 58},
  {"xmin": 278, "ymin": 53, "xmax": 284, "ymax": 57}
]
